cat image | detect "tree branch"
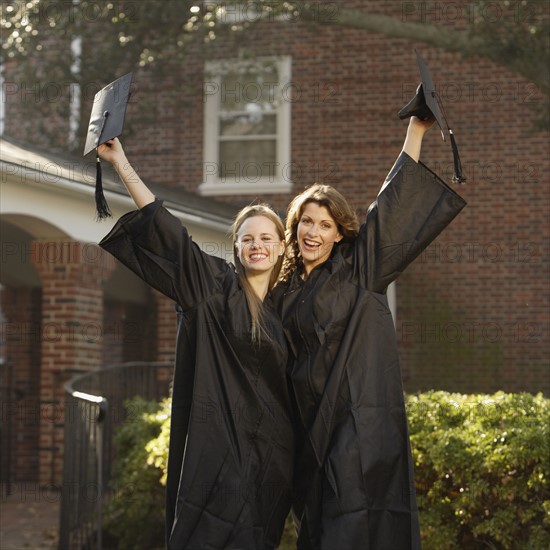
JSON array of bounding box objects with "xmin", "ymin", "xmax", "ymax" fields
[{"xmin": 306, "ymin": 6, "xmax": 549, "ymax": 95}]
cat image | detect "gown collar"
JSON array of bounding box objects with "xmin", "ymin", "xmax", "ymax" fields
[{"xmin": 286, "ymin": 241, "xmax": 347, "ymax": 292}]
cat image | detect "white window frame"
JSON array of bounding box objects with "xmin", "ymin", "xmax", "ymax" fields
[{"xmin": 200, "ymin": 56, "xmax": 292, "ymax": 196}]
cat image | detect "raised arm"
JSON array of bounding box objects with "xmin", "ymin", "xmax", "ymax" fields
[
  {"xmin": 355, "ymin": 115, "xmax": 466, "ymax": 293},
  {"xmin": 97, "ymin": 138, "xmax": 155, "ymax": 209},
  {"xmin": 401, "ymin": 115, "xmax": 435, "ymax": 162},
  {"xmin": 98, "ymin": 139, "xmax": 228, "ymax": 309}
]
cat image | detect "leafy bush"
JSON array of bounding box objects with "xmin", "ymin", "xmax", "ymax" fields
[
  {"xmin": 408, "ymin": 391, "xmax": 549, "ymax": 549},
  {"xmin": 105, "ymin": 392, "xmax": 549, "ymax": 549},
  {"xmin": 103, "ymin": 397, "xmax": 170, "ymax": 550}
]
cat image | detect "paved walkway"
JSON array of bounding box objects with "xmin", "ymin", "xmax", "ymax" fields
[{"xmin": 1, "ymin": 486, "xmax": 59, "ymax": 549}]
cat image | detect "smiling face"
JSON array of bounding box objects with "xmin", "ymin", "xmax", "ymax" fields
[
  {"xmin": 297, "ymin": 201, "xmax": 342, "ymax": 274},
  {"xmin": 235, "ymin": 215, "xmax": 285, "ymax": 276}
]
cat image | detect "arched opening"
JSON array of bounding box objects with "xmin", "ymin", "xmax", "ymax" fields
[{"xmin": 0, "ymin": 214, "xmax": 159, "ymax": 487}]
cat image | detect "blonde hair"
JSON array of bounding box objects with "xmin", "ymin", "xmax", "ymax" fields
[
  {"xmin": 281, "ymin": 184, "xmax": 360, "ymax": 281},
  {"xmin": 232, "ymin": 204, "xmax": 285, "ymax": 342}
]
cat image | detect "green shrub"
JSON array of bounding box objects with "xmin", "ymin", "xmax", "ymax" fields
[
  {"xmin": 106, "ymin": 392, "xmax": 549, "ymax": 549},
  {"xmin": 408, "ymin": 391, "xmax": 549, "ymax": 549},
  {"xmin": 103, "ymin": 397, "xmax": 170, "ymax": 550}
]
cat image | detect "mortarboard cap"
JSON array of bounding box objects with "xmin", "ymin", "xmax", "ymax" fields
[
  {"xmin": 398, "ymin": 51, "xmax": 466, "ymax": 184},
  {"xmin": 83, "ymin": 72, "xmax": 133, "ymax": 219}
]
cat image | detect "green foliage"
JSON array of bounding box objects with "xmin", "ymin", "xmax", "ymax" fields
[
  {"xmin": 407, "ymin": 391, "xmax": 550, "ymax": 549},
  {"xmin": 106, "ymin": 392, "xmax": 549, "ymax": 549},
  {"xmin": 103, "ymin": 397, "xmax": 171, "ymax": 550},
  {"xmin": 470, "ymin": 0, "xmax": 550, "ymax": 88},
  {"xmin": 279, "ymin": 515, "xmax": 299, "ymax": 549}
]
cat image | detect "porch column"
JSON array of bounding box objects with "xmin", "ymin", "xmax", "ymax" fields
[
  {"xmin": 152, "ymin": 290, "xmax": 176, "ymax": 364},
  {"xmin": 152, "ymin": 290, "xmax": 176, "ymax": 393},
  {"xmin": 31, "ymin": 240, "xmax": 115, "ymax": 485}
]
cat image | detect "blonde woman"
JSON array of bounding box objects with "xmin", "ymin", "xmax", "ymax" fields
[{"xmin": 98, "ymin": 139, "xmax": 293, "ymax": 549}]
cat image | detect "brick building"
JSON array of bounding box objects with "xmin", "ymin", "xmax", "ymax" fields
[
  {"xmin": 1, "ymin": 0, "xmax": 548, "ymax": 487},
  {"xmin": 0, "ymin": 139, "xmax": 235, "ymax": 486}
]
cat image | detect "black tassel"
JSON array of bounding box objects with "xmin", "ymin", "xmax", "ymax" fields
[
  {"xmin": 94, "ymin": 110, "xmax": 112, "ymax": 220},
  {"xmin": 95, "ymin": 151, "xmax": 112, "ymax": 220},
  {"xmin": 449, "ymin": 129, "xmax": 466, "ymax": 184}
]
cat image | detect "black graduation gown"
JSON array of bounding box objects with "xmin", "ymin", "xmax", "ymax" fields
[
  {"xmin": 100, "ymin": 201, "xmax": 294, "ymax": 550},
  {"xmin": 273, "ymin": 153, "xmax": 466, "ymax": 550}
]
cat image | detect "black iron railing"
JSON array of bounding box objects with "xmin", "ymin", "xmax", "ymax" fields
[{"xmin": 59, "ymin": 361, "xmax": 172, "ymax": 550}]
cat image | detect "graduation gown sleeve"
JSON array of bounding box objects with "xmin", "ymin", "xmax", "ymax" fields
[
  {"xmin": 99, "ymin": 199, "xmax": 229, "ymax": 309},
  {"xmin": 355, "ymin": 151, "xmax": 467, "ymax": 293},
  {"xmin": 100, "ymin": 200, "xmax": 234, "ymax": 544}
]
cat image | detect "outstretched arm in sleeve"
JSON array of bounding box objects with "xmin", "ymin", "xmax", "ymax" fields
[
  {"xmin": 355, "ymin": 117, "xmax": 466, "ymax": 292},
  {"xmin": 97, "ymin": 138, "xmax": 156, "ymax": 209}
]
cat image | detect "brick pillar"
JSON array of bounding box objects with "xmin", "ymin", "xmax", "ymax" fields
[
  {"xmin": 152, "ymin": 290, "xmax": 176, "ymax": 363},
  {"xmin": 31, "ymin": 240, "xmax": 115, "ymax": 485}
]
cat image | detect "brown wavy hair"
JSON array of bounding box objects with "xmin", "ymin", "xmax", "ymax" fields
[
  {"xmin": 281, "ymin": 184, "xmax": 360, "ymax": 282},
  {"xmin": 232, "ymin": 204, "xmax": 285, "ymax": 342}
]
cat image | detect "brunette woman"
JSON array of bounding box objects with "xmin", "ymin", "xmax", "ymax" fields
[{"xmin": 275, "ymin": 117, "xmax": 466, "ymax": 549}]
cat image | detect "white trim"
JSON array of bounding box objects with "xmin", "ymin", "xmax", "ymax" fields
[
  {"xmin": 199, "ymin": 179, "xmax": 292, "ymax": 196},
  {"xmin": 0, "ymin": 156, "xmax": 232, "ymax": 236},
  {"xmin": 69, "ymin": 34, "xmax": 82, "ymax": 145},
  {"xmin": 200, "ymin": 56, "xmax": 292, "ymax": 196},
  {"xmin": 0, "ymin": 65, "xmax": 4, "ymax": 137}
]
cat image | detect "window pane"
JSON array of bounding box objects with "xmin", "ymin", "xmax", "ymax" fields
[
  {"xmin": 219, "ymin": 140, "xmax": 277, "ymax": 179},
  {"xmin": 220, "ymin": 113, "xmax": 276, "ymax": 136},
  {"xmin": 220, "ymin": 67, "xmax": 279, "ymax": 112}
]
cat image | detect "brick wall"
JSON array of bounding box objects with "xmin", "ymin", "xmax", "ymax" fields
[
  {"xmin": 0, "ymin": 286, "xmax": 42, "ymax": 484},
  {"xmin": 103, "ymin": 299, "xmax": 158, "ymax": 365},
  {"xmin": 125, "ymin": 7, "xmax": 548, "ymax": 394},
  {"xmin": 153, "ymin": 291, "xmax": 177, "ymax": 364},
  {"xmin": 30, "ymin": 241, "xmax": 115, "ymax": 484},
  {"xmin": 3, "ymin": 1, "xmax": 548, "ymax": 394},
  {"xmin": 3, "ymin": 32, "xmax": 72, "ymax": 151}
]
